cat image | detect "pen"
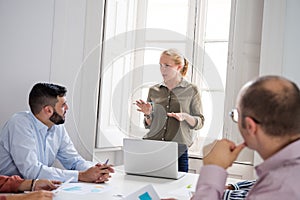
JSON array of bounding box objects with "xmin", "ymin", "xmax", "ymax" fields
[
  {"xmin": 95, "ymin": 159, "xmax": 109, "ymax": 169},
  {"xmin": 64, "ymin": 177, "xmax": 74, "ymax": 184},
  {"xmin": 53, "ymin": 177, "xmax": 74, "ymax": 194}
]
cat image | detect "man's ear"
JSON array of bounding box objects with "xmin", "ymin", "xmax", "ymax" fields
[
  {"xmin": 43, "ymin": 105, "xmax": 54, "ymax": 115},
  {"xmin": 244, "ymin": 117, "xmax": 258, "ymax": 136}
]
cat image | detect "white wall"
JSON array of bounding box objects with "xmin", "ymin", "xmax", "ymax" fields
[
  {"xmin": 0, "ymin": 0, "xmax": 54, "ymax": 126},
  {"xmin": 260, "ymin": 0, "xmax": 300, "ymax": 85},
  {"xmin": 282, "ymin": 0, "xmax": 300, "ymax": 86},
  {"xmin": 0, "ymin": 0, "xmax": 104, "ymax": 162}
]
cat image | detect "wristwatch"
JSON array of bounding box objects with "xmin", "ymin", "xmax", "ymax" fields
[{"xmin": 144, "ymin": 114, "xmax": 151, "ymax": 119}]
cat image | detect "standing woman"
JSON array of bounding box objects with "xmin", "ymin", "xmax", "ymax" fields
[{"xmin": 136, "ymin": 49, "xmax": 204, "ymax": 172}]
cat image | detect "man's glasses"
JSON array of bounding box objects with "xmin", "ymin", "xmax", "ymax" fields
[
  {"xmin": 229, "ymin": 108, "xmax": 261, "ymax": 124},
  {"xmin": 229, "ymin": 108, "xmax": 239, "ymax": 123}
]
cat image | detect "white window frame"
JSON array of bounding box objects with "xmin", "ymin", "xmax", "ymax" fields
[{"xmin": 96, "ymin": 0, "xmax": 231, "ymax": 159}]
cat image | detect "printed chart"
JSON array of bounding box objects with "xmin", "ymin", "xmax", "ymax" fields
[{"xmin": 59, "ymin": 183, "xmax": 112, "ymax": 195}]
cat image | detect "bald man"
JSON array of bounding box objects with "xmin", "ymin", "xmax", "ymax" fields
[{"xmin": 192, "ymin": 76, "xmax": 300, "ymax": 200}]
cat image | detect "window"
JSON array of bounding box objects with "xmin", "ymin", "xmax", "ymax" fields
[{"xmin": 96, "ymin": 0, "xmax": 232, "ymax": 157}]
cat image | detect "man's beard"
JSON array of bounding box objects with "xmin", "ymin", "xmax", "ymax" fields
[{"xmin": 49, "ymin": 111, "xmax": 65, "ymax": 125}]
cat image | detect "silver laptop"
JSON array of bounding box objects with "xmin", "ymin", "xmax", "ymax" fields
[{"xmin": 123, "ymin": 138, "xmax": 186, "ymax": 179}]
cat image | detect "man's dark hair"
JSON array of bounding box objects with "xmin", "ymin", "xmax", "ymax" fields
[
  {"xmin": 240, "ymin": 76, "xmax": 300, "ymax": 137},
  {"xmin": 29, "ymin": 83, "xmax": 67, "ymax": 114}
]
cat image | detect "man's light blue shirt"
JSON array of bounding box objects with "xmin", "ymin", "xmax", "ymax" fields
[{"xmin": 0, "ymin": 111, "xmax": 94, "ymax": 182}]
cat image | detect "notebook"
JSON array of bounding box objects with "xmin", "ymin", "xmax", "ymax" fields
[{"xmin": 123, "ymin": 138, "xmax": 186, "ymax": 179}]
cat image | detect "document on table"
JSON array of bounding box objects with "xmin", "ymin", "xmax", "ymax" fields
[
  {"xmin": 55, "ymin": 182, "xmax": 112, "ymax": 195},
  {"xmin": 167, "ymin": 184, "xmax": 195, "ymax": 198}
]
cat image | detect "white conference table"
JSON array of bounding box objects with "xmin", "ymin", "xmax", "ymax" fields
[{"xmin": 54, "ymin": 166, "xmax": 241, "ymax": 200}]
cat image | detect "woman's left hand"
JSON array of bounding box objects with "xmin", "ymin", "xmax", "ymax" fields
[
  {"xmin": 167, "ymin": 112, "xmax": 186, "ymax": 121},
  {"xmin": 167, "ymin": 112, "xmax": 197, "ymax": 127}
]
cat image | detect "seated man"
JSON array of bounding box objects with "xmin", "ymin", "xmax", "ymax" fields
[
  {"xmin": 0, "ymin": 83, "xmax": 114, "ymax": 182},
  {"xmin": 0, "ymin": 175, "xmax": 59, "ymax": 200},
  {"xmin": 192, "ymin": 75, "xmax": 300, "ymax": 199}
]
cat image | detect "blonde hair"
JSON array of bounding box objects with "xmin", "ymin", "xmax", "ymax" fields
[{"xmin": 161, "ymin": 48, "xmax": 188, "ymax": 76}]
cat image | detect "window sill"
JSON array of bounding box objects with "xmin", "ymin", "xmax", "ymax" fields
[{"xmin": 94, "ymin": 147, "xmax": 122, "ymax": 153}]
